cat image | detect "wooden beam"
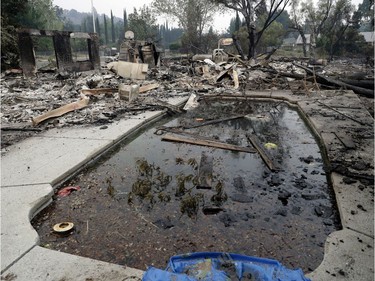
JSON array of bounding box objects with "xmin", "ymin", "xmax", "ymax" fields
[
  {"xmin": 294, "ymin": 63, "xmax": 374, "ymax": 98},
  {"xmin": 32, "ymin": 95, "xmax": 90, "ymax": 126},
  {"xmin": 80, "ymin": 88, "xmax": 117, "ymax": 96},
  {"xmin": 232, "ymin": 69, "xmax": 239, "ymax": 89},
  {"xmin": 139, "ymin": 83, "xmax": 160, "ymax": 93},
  {"xmin": 162, "ymin": 133, "xmax": 256, "ymax": 154},
  {"xmin": 246, "ymin": 134, "xmax": 278, "ymax": 171},
  {"xmin": 183, "ymin": 115, "xmax": 246, "ymax": 129}
]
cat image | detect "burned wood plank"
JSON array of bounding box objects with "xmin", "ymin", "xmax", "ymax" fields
[
  {"xmin": 197, "ymin": 152, "xmax": 213, "ymax": 189},
  {"xmin": 294, "ymin": 63, "xmax": 374, "ymax": 98},
  {"xmin": 80, "ymin": 88, "xmax": 117, "ymax": 96},
  {"xmin": 232, "ymin": 69, "xmax": 239, "ymax": 89},
  {"xmin": 339, "ymin": 78, "xmax": 374, "ymax": 90},
  {"xmin": 156, "ymin": 126, "xmax": 212, "ymax": 138},
  {"xmin": 157, "ymin": 127, "xmax": 256, "ymax": 153},
  {"xmin": 139, "ymin": 83, "xmax": 159, "ymax": 93},
  {"xmin": 183, "ymin": 115, "xmax": 246, "ymax": 129},
  {"xmin": 162, "ymin": 133, "xmax": 256, "ymax": 154},
  {"xmin": 246, "ymin": 134, "xmax": 278, "ymax": 172},
  {"xmin": 32, "ymin": 95, "xmax": 90, "ymax": 126}
]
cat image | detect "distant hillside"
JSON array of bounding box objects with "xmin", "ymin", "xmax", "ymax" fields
[
  {"xmin": 62, "ymin": 9, "xmax": 90, "ymax": 25},
  {"xmin": 59, "ymin": 8, "xmax": 123, "ymax": 25}
]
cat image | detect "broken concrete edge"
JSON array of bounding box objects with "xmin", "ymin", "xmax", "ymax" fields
[
  {"xmin": 330, "ymin": 172, "xmax": 374, "ymax": 238},
  {"xmin": 306, "ymin": 228, "xmax": 374, "ymax": 280},
  {"xmin": 1, "ymin": 184, "xmax": 54, "ymax": 274}
]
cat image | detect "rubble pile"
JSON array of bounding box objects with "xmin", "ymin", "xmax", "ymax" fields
[{"xmin": 1, "ymin": 55, "xmax": 373, "ymax": 150}]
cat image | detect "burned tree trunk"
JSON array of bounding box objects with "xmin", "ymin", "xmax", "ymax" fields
[
  {"xmin": 232, "ymin": 34, "xmax": 245, "ymax": 60},
  {"xmin": 248, "ymin": 25, "xmax": 256, "ymax": 59}
]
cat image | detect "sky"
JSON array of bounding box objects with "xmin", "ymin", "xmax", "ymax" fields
[{"xmin": 52, "ymin": 0, "xmax": 364, "ymax": 33}]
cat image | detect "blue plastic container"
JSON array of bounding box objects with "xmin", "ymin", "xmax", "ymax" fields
[{"xmin": 142, "ymin": 252, "xmax": 311, "ymax": 281}]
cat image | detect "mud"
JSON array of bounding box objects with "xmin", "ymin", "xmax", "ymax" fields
[{"xmin": 32, "ymin": 100, "xmax": 341, "ymax": 273}]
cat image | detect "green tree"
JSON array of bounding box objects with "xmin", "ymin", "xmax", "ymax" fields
[
  {"xmin": 20, "ymin": 0, "xmax": 62, "ymax": 30},
  {"xmin": 152, "ymin": 0, "xmax": 219, "ymax": 54},
  {"xmin": 212, "ymin": 0, "xmax": 290, "ymax": 59},
  {"xmin": 318, "ymin": 0, "xmax": 354, "ymax": 60},
  {"xmin": 302, "ymin": 0, "xmax": 334, "ymax": 58},
  {"xmin": 341, "ymin": 27, "xmax": 373, "ymax": 57},
  {"xmin": 128, "ymin": 6, "xmax": 158, "ymax": 41},
  {"xmin": 96, "ymin": 17, "xmax": 100, "ymax": 36},
  {"xmin": 1, "ymin": 0, "xmax": 63, "ymax": 69},
  {"xmin": 290, "ymin": 0, "xmax": 308, "ymax": 56},
  {"xmin": 1, "ymin": 0, "xmax": 28, "ymax": 27},
  {"xmin": 63, "ymin": 19, "xmax": 76, "ymax": 31},
  {"xmin": 356, "ymin": 0, "xmax": 374, "ymax": 31},
  {"xmin": 201, "ymin": 26, "xmax": 219, "ymax": 52},
  {"xmin": 111, "ymin": 10, "xmax": 115, "ymax": 43},
  {"xmin": 104, "ymin": 14, "xmax": 109, "ymax": 44},
  {"xmin": 235, "ymin": 11, "xmax": 241, "ymax": 32},
  {"xmin": 81, "ymin": 17, "xmax": 87, "ymax": 32},
  {"xmin": 274, "ymin": 10, "xmax": 292, "ymax": 30},
  {"xmin": 257, "ymin": 19, "xmax": 285, "ymax": 52},
  {"xmin": 228, "ymin": 17, "xmax": 236, "ymax": 34}
]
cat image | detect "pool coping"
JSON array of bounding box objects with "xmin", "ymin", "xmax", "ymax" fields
[{"xmin": 1, "ymin": 90, "xmax": 373, "ymax": 280}]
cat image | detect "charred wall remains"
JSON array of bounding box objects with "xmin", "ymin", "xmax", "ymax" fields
[{"xmin": 17, "ymin": 29, "xmax": 100, "ymax": 76}]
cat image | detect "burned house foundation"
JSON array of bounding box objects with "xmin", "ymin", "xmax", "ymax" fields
[{"xmin": 1, "ymin": 32, "xmax": 374, "ymax": 280}]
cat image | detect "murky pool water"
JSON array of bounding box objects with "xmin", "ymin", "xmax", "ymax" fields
[{"xmin": 32, "ymin": 100, "xmax": 340, "ymax": 273}]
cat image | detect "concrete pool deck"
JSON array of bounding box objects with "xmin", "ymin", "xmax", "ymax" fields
[{"xmin": 1, "ymin": 91, "xmax": 373, "ymax": 280}]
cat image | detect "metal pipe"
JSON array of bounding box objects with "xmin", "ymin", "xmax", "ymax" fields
[{"xmin": 91, "ymin": 0, "xmax": 96, "ymax": 33}]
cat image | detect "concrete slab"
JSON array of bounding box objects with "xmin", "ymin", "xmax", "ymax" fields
[
  {"xmin": 1, "ymin": 184, "xmax": 53, "ymax": 272},
  {"xmin": 41, "ymin": 111, "xmax": 163, "ymax": 140},
  {"xmin": 270, "ymin": 90, "xmax": 308, "ymax": 103},
  {"xmin": 298, "ymin": 100, "xmax": 343, "ymax": 133},
  {"xmin": 307, "ymin": 229, "xmax": 374, "ymax": 281},
  {"xmin": 1, "ymin": 137, "xmax": 111, "ymax": 187},
  {"xmin": 1, "ymin": 246, "xmax": 144, "ymax": 281},
  {"xmin": 320, "ymin": 132, "xmax": 345, "ymax": 153},
  {"xmin": 331, "ymin": 173, "xmax": 374, "ymax": 237},
  {"xmin": 244, "ymin": 90, "xmax": 272, "ymax": 98}
]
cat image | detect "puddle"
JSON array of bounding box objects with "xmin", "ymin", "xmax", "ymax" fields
[{"xmin": 32, "ymin": 100, "xmax": 341, "ymax": 273}]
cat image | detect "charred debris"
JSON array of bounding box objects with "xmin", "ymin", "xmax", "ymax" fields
[{"xmin": 1, "ymin": 29, "xmax": 374, "ymax": 150}]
